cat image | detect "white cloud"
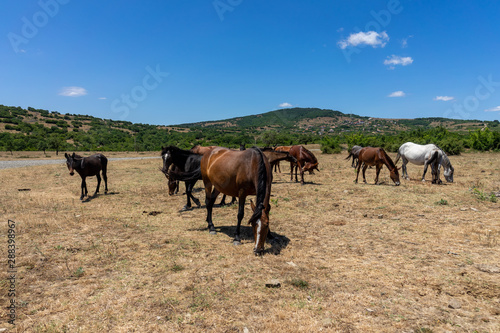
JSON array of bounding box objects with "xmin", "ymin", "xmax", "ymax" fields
[
  {"xmin": 434, "ymin": 96, "xmax": 454, "ymax": 102},
  {"xmin": 401, "ymin": 35, "xmax": 413, "ymax": 48},
  {"xmin": 485, "ymin": 106, "xmax": 500, "ymax": 112},
  {"xmin": 384, "ymin": 55, "xmax": 413, "ymax": 69},
  {"xmin": 388, "ymin": 91, "xmax": 406, "ymax": 98},
  {"xmin": 279, "ymin": 102, "xmax": 293, "ymax": 108},
  {"xmin": 59, "ymin": 86, "xmax": 87, "ymax": 97},
  {"xmin": 338, "ymin": 31, "xmax": 389, "ymax": 49},
  {"xmin": 98, "ymin": 97, "xmax": 107, "ymax": 100}
]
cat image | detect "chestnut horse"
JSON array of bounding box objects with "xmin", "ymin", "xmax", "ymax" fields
[
  {"xmin": 64, "ymin": 152, "xmax": 108, "ymax": 200},
  {"xmin": 288, "ymin": 145, "xmax": 319, "ymax": 185},
  {"xmin": 355, "ymin": 147, "xmax": 401, "ymax": 186},
  {"xmin": 202, "ymin": 147, "xmax": 272, "ymax": 254}
]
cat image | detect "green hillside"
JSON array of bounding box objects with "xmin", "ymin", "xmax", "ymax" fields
[{"xmin": 1, "ymin": 104, "xmax": 499, "ymax": 153}]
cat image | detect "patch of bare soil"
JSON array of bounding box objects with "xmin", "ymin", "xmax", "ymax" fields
[{"xmin": 0, "ymin": 152, "xmax": 498, "ymax": 332}]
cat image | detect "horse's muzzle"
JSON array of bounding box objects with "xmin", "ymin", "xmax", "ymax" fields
[
  {"xmin": 253, "ymin": 248, "xmax": 264, "ymax": 256},
  {"xmin": 395, "ymin": 182, "xmax": 400, "ymax": 186},
  {"xmin": 69, "ymin": 171, "xmax": 75, "ymax": 176}
]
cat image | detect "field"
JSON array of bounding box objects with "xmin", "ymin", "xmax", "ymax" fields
[{"xmin": 0, "ymin": 149, "xmax": 499, "ymax": 332}]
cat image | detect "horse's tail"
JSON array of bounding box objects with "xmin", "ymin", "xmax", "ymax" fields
[
  {"xmin": 394, "ymin": 151, "xmax": 401, "ymax": 165},
  {"xmin": 169, "ymin": 167, "xmax": 202, "ymax": 182},
  {"xmin": 428, "ymin": 150, "xmax": 439, "ymax": 165},
  {"xmin": 248, "ymin": 147, "xmax": 268, "ymax": 225},
  {"xmin": 345, "ymin": 152, "xmax": 353, "ymax": 160}
]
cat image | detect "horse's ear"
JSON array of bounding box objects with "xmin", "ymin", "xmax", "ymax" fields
[
  {"xmin": 250, "ymin": 199, "xmax": 256, "ymax": 212},
  {"xmin": 72, "ymin": 152, "xmax": 75, "ymax": 158},
  {"xmin": 64, "ymin": 153, "xmax": 68, "ymax": 158}
]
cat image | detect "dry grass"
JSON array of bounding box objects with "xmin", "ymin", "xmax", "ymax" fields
[{"xmin": 0, "ymin": 151, "xmax": 499, "ymax": 332}]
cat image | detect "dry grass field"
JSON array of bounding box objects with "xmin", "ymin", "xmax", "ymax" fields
[{"xmin": 0, "ymin": 149, "xmax": 499, "ymax": 332}]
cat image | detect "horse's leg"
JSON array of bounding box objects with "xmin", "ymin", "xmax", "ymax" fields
[
  {"xmin": 218, "ymin": 194, "xmax": 227, "ymax": 206},
  {"xmin": 374, "ymin": 165, "xmax": 382, "ymax": 184},
  {"xmin": 277, "ymin": 161, "xmax": 281, "ymax": 173},
  {"xmin": 362, "ymin": 164, "xmax": 368, "ymax": 184},
  {"xmin": 402, "ymin": 158, "xmax": 409, "ymax": 180},
  {"xmin": 300, "ymin": 167, "xmax": 305, "ymax": 185},
  {"xmin": 290, "ymin": 162, "xmax": 294, "ymax": 181},
  {"xmin": 355, "ymin": 163, "xmax": 362, "ymax": 183},
  {"xmin": 80, "ymin": 177, "xmax": 86, "ymax": 200},
  {"xmin": 102, "ymin": 165, "xmax": 108, "ymax": 194},
  {"xmin": 205, "ymin": 186, "xmax": 219, "ymax": 234},
  {"xmin": 422, "ymin": 160, "xmax": 429, "ymax": 182},
  {"xmin": 94, "ymin": 173, "xmax": 101, "ymax": 197},
  {"xmin": 234, "ymin": 196, "xmax": 246, "ymax": 245}
]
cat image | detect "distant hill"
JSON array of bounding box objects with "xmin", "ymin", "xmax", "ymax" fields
[{"xmin": 1, "ymin": 104, "xmax": 498, "ymax": 152}]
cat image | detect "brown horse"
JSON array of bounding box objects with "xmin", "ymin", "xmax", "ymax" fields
[
  {"xmin": 159, "ymin": 164, "xmax": 180, "ymax": 195},
  {"xmin": 288, "ymin": 145, "xmax": 319, "ymax": 185},
  {"xmin": 65, "ymin": 152, "xmax": 108, "ymax": 200},
  {"xmin": 201, "ymin": 147, "xmax": 272, "ymax": 255},
  {"xmin": 355, "ymin": 147, "xmax": 401, "ymax": 186}
]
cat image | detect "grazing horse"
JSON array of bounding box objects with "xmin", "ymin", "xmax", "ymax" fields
[
  {"xmin": 161, "ymin": 146, "xmax": 202, "ymax": 210},
  {"xmin": 173, "ymin": 147, "xmax": 273, "ymax": 255},
  {"xmin": 345, "ymin": 145, "xmax": 363, "ymax": 168},
  {"xmin": 355, "ymin": 147, "xmax": 400, "ymax": 186},
  {"xmin": 65, "ymin": 153, "xmax": 108, "ymax": 200},
  {"xmin": 288, "ymin": 145, "xmax": 319, "ymax": 185},
  {"xmin": 159, "ymin": 164, "xmax": 180, "ymax": 195},
  {"xmin": 203, "ymin": 147, "xmax": 272, "ymax": 254},
  {"xmin": 394, "ymin": 142, "xmax": 454, "ymax": 184}
]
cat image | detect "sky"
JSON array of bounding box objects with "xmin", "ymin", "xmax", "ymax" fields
[{"xmin": 1, "ymin": 0, "xmax": 499, "ymax": 126}]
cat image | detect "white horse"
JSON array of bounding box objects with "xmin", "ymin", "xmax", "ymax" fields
[{"xmin": 394, "ymin": 142, "xmax": 454, "ymax": 183}]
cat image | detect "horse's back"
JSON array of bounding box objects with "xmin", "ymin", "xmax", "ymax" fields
[
  {"xmin": 399, "ymin": 142, "xmax": 439, "ymax": 164},
  {"xmin": 289, "ymin": 145, "xmax": 316, "ymax": 163}
]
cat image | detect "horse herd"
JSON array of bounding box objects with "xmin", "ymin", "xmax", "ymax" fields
[{"xmin": 64, "ymin": 142, "xmax": 454, "ymax": 255}]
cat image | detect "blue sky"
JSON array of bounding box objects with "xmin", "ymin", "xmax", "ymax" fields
[{"xmin": 1, "ymin": 0, "xmax": 499, "ymax": 126}]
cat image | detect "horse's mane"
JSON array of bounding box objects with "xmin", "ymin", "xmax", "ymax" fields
[
  {"xmin": 248, "ymin": 147, "xmax": 268, "ymax": 224},
  {"xmin": 161, "ymin": 145, "xmax": 193, "ymax": 157},
  {"xmin": 433, "ymin": 144, "xmax": 452, "ymax": 167},
  {"xmin": 379, "ymin": 148, "xmax": 397, "ymax": 170},
  {"xmin": 302, "ymin": 146, "xmax": 318, "ymax": 163}
]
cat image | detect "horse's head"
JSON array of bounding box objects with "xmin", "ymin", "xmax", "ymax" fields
[
  {"xmin": 65, "ymin": 152, "xmax": 77, "ymax": 176},
  {"xmin": 250, "ymin": 200, "xmax": 270, "ymax": 256},
  {"xmin": 168, "ymin": 178, "xmax": 178, "ymax": 196},
  {"xmin": 444, "ymin": 165, "xmax": 454, "ymax": 183},
  {"xmin": 304, "ymin": 162, "xmax": 319, "ymax": 174},
  {"xmin": 160, "ymin": 147, "xmax": 173, "ymax": 173},
  {"xmin": 390, "ymin": 167, "xmax": 401, "ymax": 186}
]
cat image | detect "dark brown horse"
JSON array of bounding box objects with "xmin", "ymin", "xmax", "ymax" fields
[
  {"xmin": 355, "ymin": 147, "xmax": 401, "ymax": 186},
  {"xmin": 159, "ymin": 164, "xmax": 180, "ymax": 195},
  {"xmin": 65, "ymin": 153, "xmax": 108, "ymax": 200},
  {"xmin": 288, "ymin": 145, "xmax": 319, "ymax": 185},
  {"xmin": 201, "ymin": 147, "xmax": 272, "ymax": 255}
]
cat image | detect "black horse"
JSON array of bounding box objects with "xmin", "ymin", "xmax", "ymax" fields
[
  {"xmin": 161, "ymin": 146, "xmax": 203, "ymax": 211},
  {"xmin": 65, "ymin": 153, "xmax": 108, "ymax": 200}
]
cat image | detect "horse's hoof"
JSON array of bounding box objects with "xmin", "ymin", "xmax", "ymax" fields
[
  {"xmin": 180, "ymin": 206, "xmax": 192, "ymax": 212},
  {"xmin": 209, "ymin": 230, "xmax": 217, "ymax": 235},
  {"xmin": 233, "ymin": 241, "xmax": 242, "ymax": 246}
]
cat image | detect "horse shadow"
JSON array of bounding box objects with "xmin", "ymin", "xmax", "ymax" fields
[
  {"xmin": 81, "ymin": 191, "xmax": 119, "ymax": 203},
  {"xmin": 188, "ymin": 224, "xmax": 290, "ymax": 255}
]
